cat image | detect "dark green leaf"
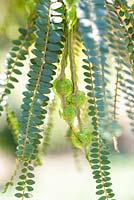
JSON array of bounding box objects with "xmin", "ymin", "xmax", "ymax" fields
[
  {"xmin": 26, "ymin": 180, "xmax": 35, "ymax": 185},
  {"xmin": 7, "ymin": 83, "xmax": 14, "ymax": 89},
  {"xmin": 27, "ymin": 186, "xmax": 34, "ymax": 192},
  {"xmin": 98, "ymin": 196, "xmax": 106, "ymax": 200},
  {"xmin": 13, "ymin": 69, "xmax": 22, "ymax": 75},
  {"xmin": 13, "ymin": 40, "xmax": 21, "ymax": 45},
  {"xmin": 24, "ymin": 193, "xmax": 33, "ymax": 198},
  {"xmin": 96, "ymin": 190, "xmax": 104, "ymax": 195},
  {"xmin": 16, "ymin": 186, "xmax": 24, "ymax": 191},
  {"xmin": 10, "ymin": 77, "xmax": 19, "ymax": 82},
  {"xmin": 15, "ymin": 193, "xmax": 23, "ymax": 198}
]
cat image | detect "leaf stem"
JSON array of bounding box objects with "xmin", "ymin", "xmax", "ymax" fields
[
  {"xmin": 60, "ymin": 39, "xmax": 68, "ymax": 79},
  {"xmin": 68, "ymin": 30, "xmax": 78, "ymax": 95}
]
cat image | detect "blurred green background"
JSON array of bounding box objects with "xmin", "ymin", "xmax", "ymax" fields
[{"xmin": 0, "ymin": 0, "xmax": 134, "ymax": 200}]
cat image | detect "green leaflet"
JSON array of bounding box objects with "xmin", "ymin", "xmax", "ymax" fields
[
  {"xmin": 106, "ymin": 0, "xmax": 134, "ymax": 137},
  {"xmin": 6, "ymin": 105, "xmax": 19, "ymax": 144},
  {"xmin": 15, "ymin": 162, "xmax": 35, "ymax": 198},
  {"xmin": 120, "ymin": 78, "xmax": 134, "ymax": 134},
  {"xmin": 42, "ymin": 98, "xmax": 56, "ymax": 154},
  {"xmin": 17, "ymin": 0, "xmax": 64, "ymax": 160},
  {"xmin": 15, "ymin": 0, "xmax": 65, "ymax": 198},
  {"xmin": 78, "ymin": 0, "xmax": 115, "ymax": 199},
  {"xmin": 34, "ymin": 97, "xmax": 56, "ymax": 166},
  {"xmin": 0, "ymin": 24, "xmax": 35, "ymax": 117}
]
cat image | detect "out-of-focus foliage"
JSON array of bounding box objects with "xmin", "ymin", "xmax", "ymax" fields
[
  {"xmin": 0, "ymin": 0, "xmax": 25, "ymax": 45},
  {"xmin": 0, "ymin": 0, "xmax": 134, "ymax": 200},
  {"xmin": 0, "ymin": 0, "xmax": 37, "ymax": 46}
]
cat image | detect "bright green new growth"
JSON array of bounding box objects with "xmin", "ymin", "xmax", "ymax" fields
[
  {"xmin": 63, "ymin": 0, "xmax": 80, "ymax": 6},
  {"xmin": 67, "ymin": 90, "xmax": 86, "ymax": 106},
  {"xmin": 54, "ymin": 78, "xmax": 72, "ymax": 96},
  {"xmin": 6, "ymin": 106, "xmax": 19, "ymax": 144},
  {"xmin": 0, "ymin": 0, "xmax": 134, "ymax": 200},
  {"xmin": 77, "ymin": 128, "xmax": 92, "ymax": 145},
  {"xmin": 62, "ymin": 104, "xmax": 76, "ymax": 123}
]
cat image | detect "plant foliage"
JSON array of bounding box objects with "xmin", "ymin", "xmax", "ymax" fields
[{"xmin": 0, "ymin": 0, "xmax": 134, "ymax": 199}]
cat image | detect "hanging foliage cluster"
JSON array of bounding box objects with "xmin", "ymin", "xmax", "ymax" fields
[{"xmin": 0, "ymin": 0, "xmax": 134, "ymax": 199}]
